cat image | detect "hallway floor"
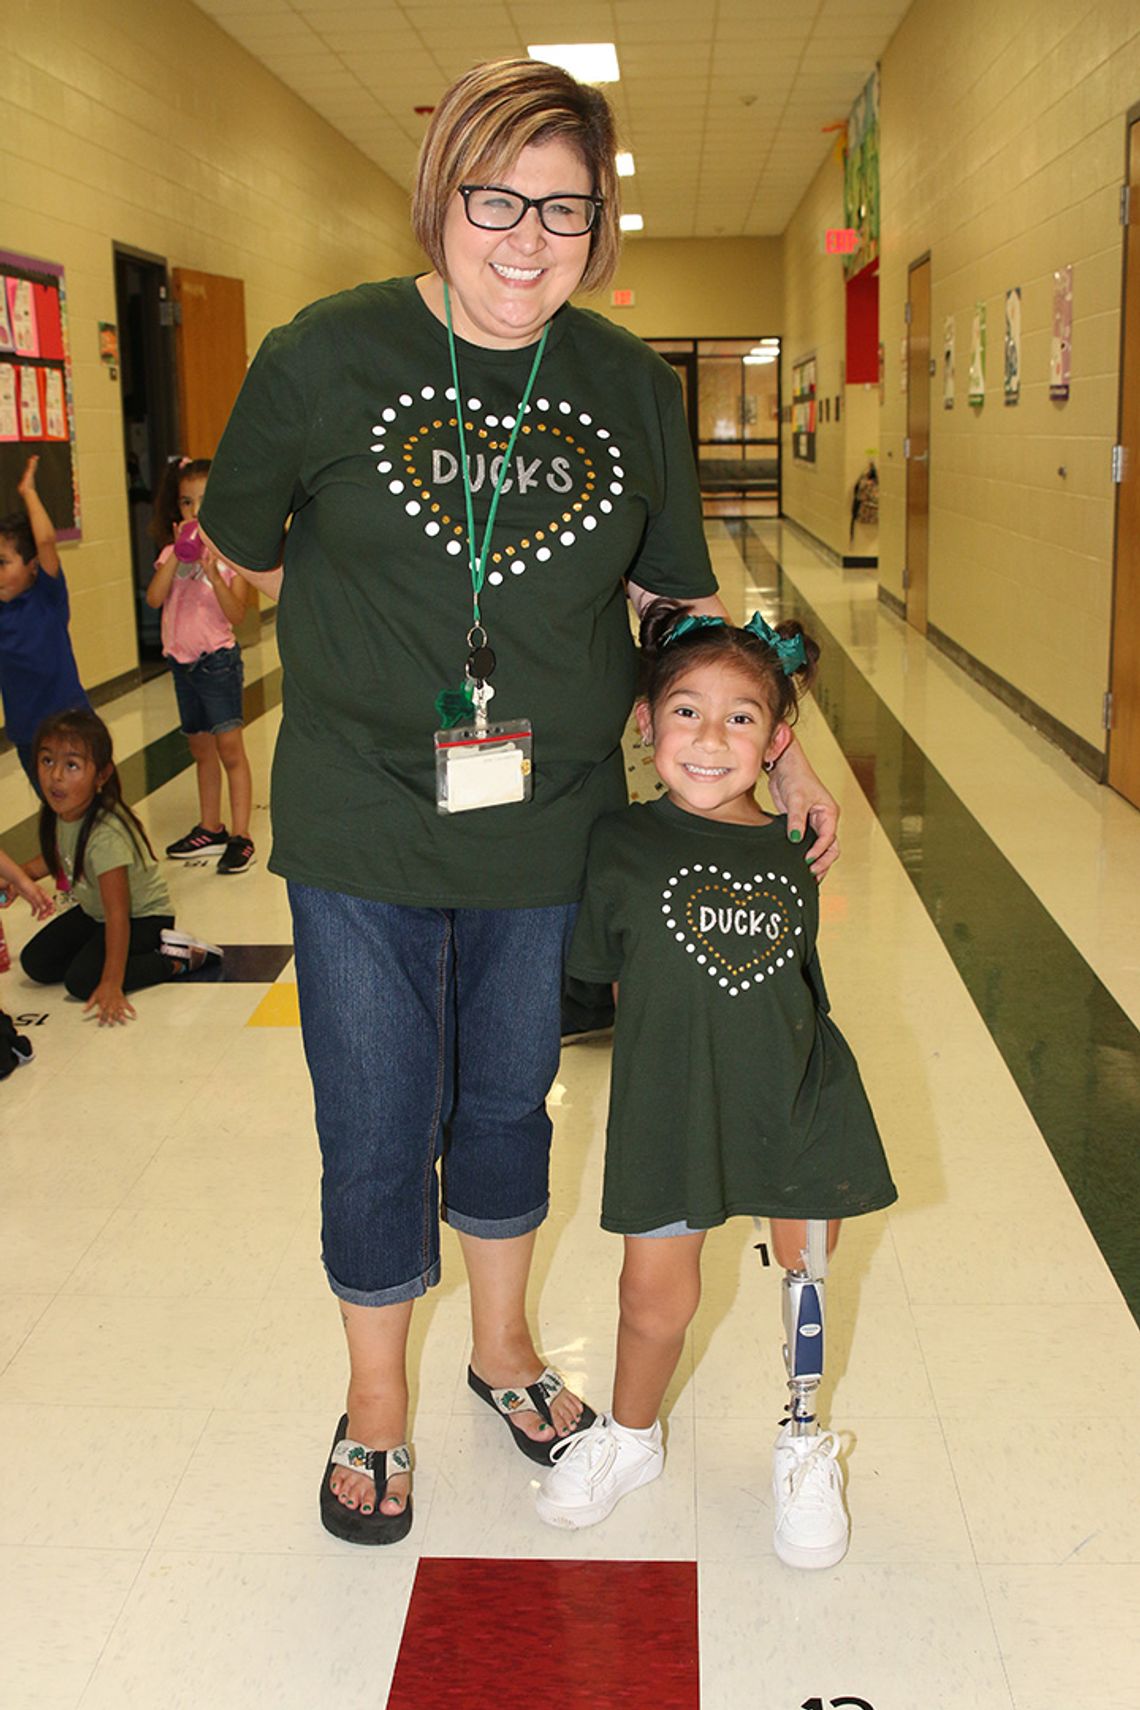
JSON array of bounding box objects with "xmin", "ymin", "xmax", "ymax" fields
[{"xmin": 1, "ymin": 522, "xmax": 1137, "ymax": 1710}]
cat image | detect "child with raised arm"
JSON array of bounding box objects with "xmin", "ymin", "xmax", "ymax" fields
[
  {"xmin": 20, "ymin": 709, "xmax": 221, "ymax": 1024},
  {"xmin": 0, "ymin": 456, "xmax": 89, "ymax": 785},
  {"xmin": 535, "ymin": 601, "xmax": 897, "ymax": 1568},
  {"xmin": 147, "ymin": 457, "xmax": 255, "ymax": 875}
]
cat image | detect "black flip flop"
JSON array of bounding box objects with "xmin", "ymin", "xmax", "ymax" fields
[
  {"xmin": 467, "ymin": 1364, "xmax": 598, "ymax": 1465},
  {"xmin": 319, "ymin": 1413, "xmax": 413, "ymax": 1544}
]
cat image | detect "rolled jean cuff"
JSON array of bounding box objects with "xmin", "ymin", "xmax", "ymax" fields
[
  {"xmin": 324, "ymin": 1256, "xmax": 441, "ymax": 1307},
  {"xmin": 443, "ymin": 1197, "xmax": 549, "ymax": 1240}
]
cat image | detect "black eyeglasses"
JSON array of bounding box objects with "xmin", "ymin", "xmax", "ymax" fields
[{"xmin": 458, "ymin": 185, "xmax": 603, "ymax": 237}]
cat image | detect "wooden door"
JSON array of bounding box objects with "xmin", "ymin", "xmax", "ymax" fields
[
  {"xmin": 1109, "ymin": 119, "xmax": 1140, "ymax": 807},
  {"xmin": 905, "ymin": 256, "xmax": 931, "ymax": 634},
  {"xmin": 172, "ymin": 267, "xmax": 259, "ymax": 639}
]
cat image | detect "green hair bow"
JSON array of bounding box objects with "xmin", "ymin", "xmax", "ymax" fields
[{"xmin": 665, "ymin": 610, "xmax": 807, "ymax": 675}]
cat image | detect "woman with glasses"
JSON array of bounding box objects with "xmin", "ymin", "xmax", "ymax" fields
[{"xmin": 200, "ymin": 57, "xmax": 839, "ymax": 1543}]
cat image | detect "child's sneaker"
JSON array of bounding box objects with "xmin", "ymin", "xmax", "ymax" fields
[
  {"xmin": 216, "ymin": 834, "xmax": 256, "ymax": 876},
  {"xmin": 166, "ymin": 823, "xmax": 228, "ymax": 859},
  {"xmin": 159, "ymin": 929, "xmax": 224, "ymax": 974},
  {"xmin": 771, "ymin": 1424, "xmax": 849, "ymax": 1569},
  {"xmin": 535, "ymin": 1417, "xmax": 663, "ymax": 1529}
]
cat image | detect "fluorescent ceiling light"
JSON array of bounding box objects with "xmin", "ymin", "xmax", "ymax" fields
[
  {"xmin": 744, "ymin": 353, "xmax": 777, "ymax": 365},
  {"xmin": 615, "ymin": 151, "xmax": 635, "ymax": 177},
  {"xmin": 528, "ymin": 42, "xmax": 621, "ymax": 83},
  {"xmin": 620, "ymin": 213, "xmax": 644, "ymax": 232}
]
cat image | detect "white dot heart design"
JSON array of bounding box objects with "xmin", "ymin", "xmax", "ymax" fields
[
  {"xmin": 369, "ymin": 393, "xmax": 624, "ymax": 581},
  {"xmin": 662, "ymin": 863, "xmax": 805, "ymax": 999}
]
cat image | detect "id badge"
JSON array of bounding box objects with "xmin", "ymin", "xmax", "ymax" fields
[{"xmin": 434, "ymin": 719, "xmax": 533, "ymax": 814}]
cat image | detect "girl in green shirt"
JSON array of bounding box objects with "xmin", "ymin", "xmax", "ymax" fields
[{"xmin": 538, "ymin": 601, "xmax": 896, "ymax": 1568}]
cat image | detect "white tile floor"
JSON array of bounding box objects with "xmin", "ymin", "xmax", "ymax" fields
[{"xmin": 1, "ymin": 526, "xmax": 1138, "ymax": 1709}]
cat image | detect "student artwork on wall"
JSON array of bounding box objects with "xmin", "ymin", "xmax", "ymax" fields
[
  {"xmin": 0, "ymin": 249, "xmax": 80, "ymax": 537},
  {"xmin": 968, "ymin": 302, "xmax": 986, "ymax": 405},
  {"xmin": 843, "ymin": 67, "xmax": 880, "ymax": 280},
  {"xmin": 1004, "ymin": 287, "xmax": 1021, "ymax": 405},
  {"xmin": 1050, "ymin": 266, "xmax": 1072, "ymax": 401},
  {"xmin": 943, "ymin": 316, "xmax": 955, "ymax": 408}
]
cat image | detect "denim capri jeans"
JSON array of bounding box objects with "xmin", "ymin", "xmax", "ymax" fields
[{"xmin": 288, "ymin": 882, "xmax": 577, "ymax": 1306}]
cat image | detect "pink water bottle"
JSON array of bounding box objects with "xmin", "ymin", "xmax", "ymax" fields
[{"xmin": 174, "ymin": 520, "xmax": 202, "ymax": 562}]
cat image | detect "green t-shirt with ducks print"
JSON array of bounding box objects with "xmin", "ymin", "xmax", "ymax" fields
[
  {"xmin": 200, "ymin": 277, "xmax": 716, "ymax": 908},
  {"xmin": 568, "ymin": 797, "xmax": 898, "ymax": 1233}
]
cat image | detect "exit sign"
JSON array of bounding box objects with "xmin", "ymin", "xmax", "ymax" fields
[
  {"xmin": 824, "ymin": 228, "xmax": 859, "ymax": 255},
  {"xmin": 611, "ymin": 288, "xmax": 636, "ymax": 307}
]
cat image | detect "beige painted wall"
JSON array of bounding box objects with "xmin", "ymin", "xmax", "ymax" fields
[
  {"xmin": 878, "ymin": 0, "xmax": 1140, "ymax": 749},
  {"xmin": 577, "ymin": 237, "xmax": 782, "ymax": 336},
  {"xmin": 779, "ymin": 145, "xmax": 855, "ymax": 555},
  {"xmin": 2, "ymin": 0, "xmax": 424, "ymax": 697}
]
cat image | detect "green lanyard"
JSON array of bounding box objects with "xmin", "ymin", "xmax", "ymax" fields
[{"xmin": 443, "ymin": 282, "xmax": 549, "ymax": 632}]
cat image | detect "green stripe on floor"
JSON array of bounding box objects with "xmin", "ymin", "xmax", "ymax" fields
[{"xmin": 738, "ymin": 522, "xmax": 1140, "ymax": 1323}]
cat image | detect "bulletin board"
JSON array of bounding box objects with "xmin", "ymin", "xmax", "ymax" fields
[
  {"xmin": 0, "ymin": 249, "xmax": 81, "ymax": 540},
  {"xmin": 791, "ymin": 354, "xmax": 818, "ymax": 464}
]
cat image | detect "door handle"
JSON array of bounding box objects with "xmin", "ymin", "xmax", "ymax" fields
[{"xmin": 912, "ymin": 451, "xmax": 929, "ymax": 462}]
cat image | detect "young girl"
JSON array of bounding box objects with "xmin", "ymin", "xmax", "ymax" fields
[
  {"xmin": 147, "ymin": 457, "xmax": 255, "ymax": 876},
  {"xmin": 536, "ymin": 602, "xmax": 897, "ymax": 1568},
  {"xmin": 20, "ymin": 709, "xmax": 221, "ymax": 1024}
]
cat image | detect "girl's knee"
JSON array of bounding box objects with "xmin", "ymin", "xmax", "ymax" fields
[
  {"xmin": 63, "ymin": 965, "xmax": 96, "ymax": 1001},
  {"xmin": 619, "ymin": 1258, "xmax": 701, "ymax": 1340}
]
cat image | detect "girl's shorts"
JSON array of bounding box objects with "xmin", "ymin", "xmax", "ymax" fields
[
  {"xmin": 170, "ymin": 645, "xmax": 244, "ymax": 736},
  {"xmin": 632, "ymin": 1220, "xmax": 704, "ymax": 1238}
]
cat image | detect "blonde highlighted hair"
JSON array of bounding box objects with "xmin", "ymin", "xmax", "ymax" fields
[{"xmin": 412, "ymin": 59, "xmax": 621, "ymax": 295}]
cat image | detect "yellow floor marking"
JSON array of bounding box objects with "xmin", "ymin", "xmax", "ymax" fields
[{"xmin": 246, "ymin": 982, "xmax": 300, "ymax": 1027}]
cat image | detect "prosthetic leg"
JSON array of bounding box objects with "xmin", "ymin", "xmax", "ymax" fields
[
  {"xmin": 759, "ymin": 1219, "xmax": 849, "ymax": 1567},
  {"xmin": 780, "ymin": 1220, "xmax": 828, "ymax": 1437}
]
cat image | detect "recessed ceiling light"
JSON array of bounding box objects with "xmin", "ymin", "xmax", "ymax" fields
[
  {"xmin": 620, "ymin": 213, "xmax": 644, "ymax": 232},
  {"xmin": 527, "ymin": 42, "xmax": 621, "ymax": 84},
  {"xmin": 615, "ymin": 151, "xmax": 635, "ymax": 177}
]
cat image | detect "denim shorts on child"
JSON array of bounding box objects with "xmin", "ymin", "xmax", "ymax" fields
[
  {"xmin": 169, "ymin": 644, "xmax": 244, "ymax": 736},
  {"xmin": 288, "ymin": 883, "xmax": 577, "ymax": 1306}
]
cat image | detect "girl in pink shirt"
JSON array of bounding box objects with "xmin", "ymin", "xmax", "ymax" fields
[{"xmin": 147, "ymin": 457, "xmax": 255, "ymax": 875}]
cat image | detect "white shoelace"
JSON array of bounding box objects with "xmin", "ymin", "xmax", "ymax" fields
[
  {"xmin": 781, "ymin": 1431, "xmax": 842, "ymax": 1514},
  {"xmin": 549, "ymin": 1420, "xmax": 618, "ymax": 1489}
]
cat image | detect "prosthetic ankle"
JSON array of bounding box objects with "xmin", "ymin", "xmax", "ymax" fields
[{"xmin": 780, "ymin": 1220, "xmax": 828, "ymax": 1438}]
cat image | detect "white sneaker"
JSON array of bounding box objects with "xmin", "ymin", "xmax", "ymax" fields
[
  {"xmin": 535, "ymin": 1417, "xmax": 664, "ymax": 1529},
  {"xmin": 771, "ymin": 1423, "xmax": 849, "ymax": 1569}
]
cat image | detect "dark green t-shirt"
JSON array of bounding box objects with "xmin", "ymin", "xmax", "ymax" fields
[
  {"xmin": 568, "ymin": 797, "xmax": 897, "ymax": 1232},
  {"xmin": 199, "ymin": 278, "xmax": 716, "ymax": 907}
]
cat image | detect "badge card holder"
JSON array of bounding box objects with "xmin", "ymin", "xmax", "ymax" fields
[{"xmin": 434, "ymin": 718, "xmax": 533, "ymax": 814}]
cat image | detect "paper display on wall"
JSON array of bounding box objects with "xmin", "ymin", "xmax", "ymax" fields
[
  {"xmin": 1050, "ymin": 266, "xmax": 1072, "ymax": 400},
  {"xmin": 968, "ymin": 302, "xmax": 986, "ymax": 404},
  {"xmin": 43, "ymin": 368, "xmax": 67, "ymax": 439},
  {"xmin": 943, "ymin": 316, "xmax": 955, "ymax": 408},
  {"xmin": 1004, "ymin": 288, "xmax": 1021, "ymax": 405},
  {"xmin": 6, "ymin": 278, "xmax": 39, "ymax": 357},
  {"xmin": 0, "ymin": 363, "xmax": 18, "ymax": 440},
  {"xmin": 17, "ymin": 365, "xmax": 44, "ymax": 438}
]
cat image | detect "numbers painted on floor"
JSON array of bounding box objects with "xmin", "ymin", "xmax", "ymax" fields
[
  {"xmin": 802, "ymin": 1697, "xmax": 875, "ymax": 1710},
  {"xmin": 14, "ymin": 1013, "xmax": 49, "ymax": 1026}
]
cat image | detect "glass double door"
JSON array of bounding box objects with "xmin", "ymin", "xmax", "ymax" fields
[{"xmin": 649, "ymin": 337, "xmax": 781, "ymax": 515}]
